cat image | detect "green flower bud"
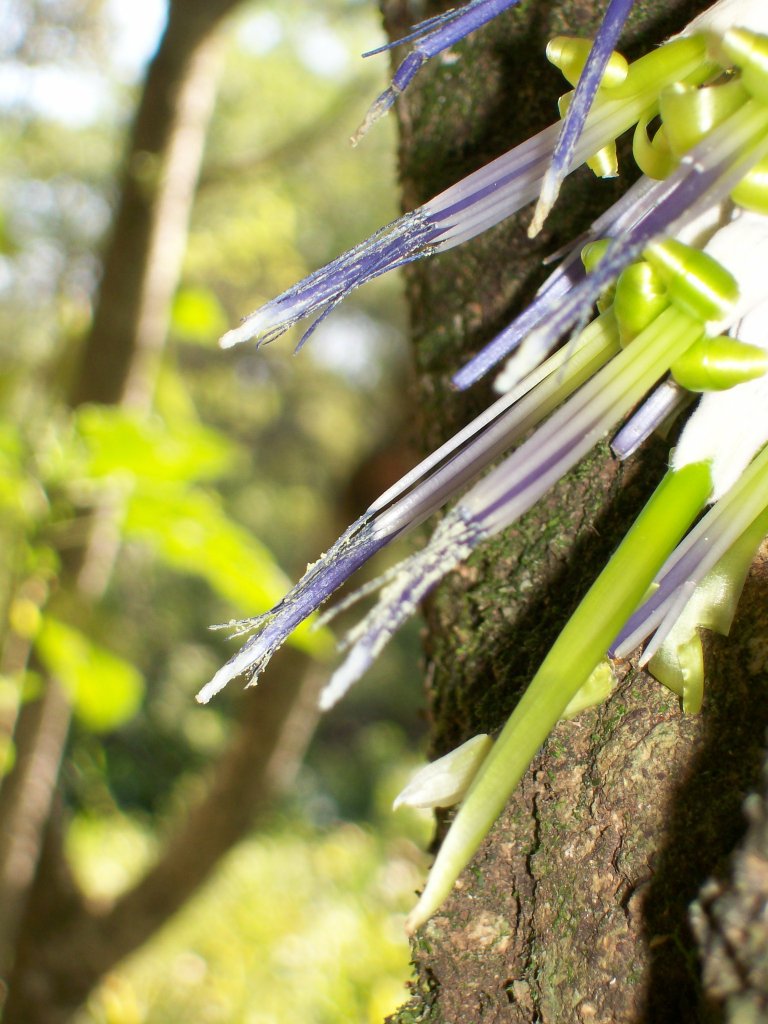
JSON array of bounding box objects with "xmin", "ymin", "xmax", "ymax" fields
[
  {"xmin": 546, "ymin": 35, "xmax": 628, "ymax": 89},
  {"xmin": 723, "ymin": 28, "xmax": 768, "ymax": 105},
  {"xmin": 613, "ymin": 261, "xmax": 670, "ymax": 346},
  {"xmin": 671, "ymin": 335, "xmax": 768, "ymax": 391},
  {"xmin": 392, "ymin": 734, "xmax": 493, "ymax": 810},
  {"xmin": 659, "ymin": 78, "xmax": 749, "ymax": 159},
  {"xmin": 731, "ymin": 153, "xmax": 768, "ymax": 213},
  {"xmin": 643, "ymin": 239, "xmax": 739, "ymax": 323}
]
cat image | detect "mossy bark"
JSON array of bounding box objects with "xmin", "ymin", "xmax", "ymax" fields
[{"xmin": 380, "ymin": 2, "xmax": 768, "ymax": 1021}]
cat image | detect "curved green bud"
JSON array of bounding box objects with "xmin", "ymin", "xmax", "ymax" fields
[
  {"xmin": 659, "ymin": 78, "xmax": 750, "ymax": 160},
  {"xmin": 613, "ymin": 261, "xmax": 669, "ymax": 346},
  {"xmin": 722, "ymin": 28, "xmax": 768, "ymax": 105},
  {"xmin": 731, "ymin": 153, "xmax": 768, "ymax": 213},
  {"xmin": 633, "ymin": 115, "xmax": 674, "ymax": 180},
  {"xmin": 586, "ymin": 141, "xmax": 619, "ymax": 179},
  {"xmin": 581, "ymin": 238, "xmax": 616, "ymax": 312},
  {"xmin": 559, "ymin": 93, "xmax": 619, "ymax": 179},
  {"xmin": 561, "ymin": 660, "xmax": 617, "ymax": 719},
  {"xmin": 393, "ymin": 734, "xmax": 493, "ymax": 811},
  {"xmin": 643, "ymin": 239, "xmax": 739, "ymax": 323},
  {"xmin": 580, "ymin": 238, "xmax": 610, "ymax": 273},
  {"xmin": 547, "ymin": 35, "xmax": 628, "ymax": 89},
  {"xmin": 671, "ymin": 335, "xmax": 768, "ymax": 392}
]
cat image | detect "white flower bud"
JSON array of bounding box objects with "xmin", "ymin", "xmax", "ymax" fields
[{"xmin": 393, "ymin": 734, "xmax": 493, "ymax": 811}]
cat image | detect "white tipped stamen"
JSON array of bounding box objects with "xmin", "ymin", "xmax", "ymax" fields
[
  {"xmin": 220, "ymin": 312, "xmax": 272, "ymax": 349},
  {"xmin": 196, "ymin": 642, "xmax": 268, "ymax": 704},
  {"xmin": 317, "ymin": 511, "xmax": 482, "ymax": 710}
]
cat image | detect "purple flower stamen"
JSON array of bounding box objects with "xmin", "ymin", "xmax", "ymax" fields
[
  {"xmin": 502, "ymin": 102, "xmax": 768, "ymax": 388},
  {"xmin": 529, "ymin": 0, "xmax": 636, "ymax": 236},
  {"xmin": 610, "ymin": 379, "xmax": 690, "ymax": 459},
  {"xmin": 353, "ymin": 0, "xmax": 522, "ymax": 143}
]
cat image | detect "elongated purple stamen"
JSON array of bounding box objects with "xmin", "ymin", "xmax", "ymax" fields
[
  {"xmin": 610, "ymin": 378, "xmax": 689, "ymax": 459},
  {"xmin": 313, "ymin": 296, "xmax": 703, "ymax": 707},
  {"xmin": 452, "ymin": 255, "xmax": 584, "ymax": 391},
  {"xmin": 453, "ymin": 175, "xmax": 659, "ymax": 389},
  {"xmin": 465, "ymin": 309, "xmax": 701, "ymax": 532},
  {"xmin": 319, "ymin": 510, "xmax": 484, "ymax": 709},
  {"xmin": 364, "ymin": 0, "xmax": 520, "ymax": 58},
  {"xmin": 529, "ymin": 0, "xmax": 636, "ymax": 236},
  {"xmin": 224, "ymin": 37, "xmax": 712, "ymax": 352},
  {"xmin": 354, "ymin": 0, "xmax": 522, "ymax": 142},
  {"xmin": 611, "ymin": 445, "xmax": 768, "ymax": 660},
  {"xmin": 200, "ymin": 310, "xmax": 621, "ymax": 703},
  {"xmin": 220, "ymin": 213, "xmax": 442, "ymax": 349},
  {"xmin": 504, "ymin": 101, "xmax": 768, "ymax": 387},
  {"xmin": 197, "ymin": 517, "xmax": 387, "ymax": 703}
]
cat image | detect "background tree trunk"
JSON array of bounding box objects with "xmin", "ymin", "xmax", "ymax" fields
[
  {"xmin": 0, "ymin": 3, "xmax": 330, "ymax": 1021},
  {"xmin": 381, "ymin": 2, "xmax": 768, "ymax": 1021}
]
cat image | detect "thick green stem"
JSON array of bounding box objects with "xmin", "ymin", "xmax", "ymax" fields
[{"xmin": 409, "ymin": 460, "xmax": 714, "ymax": 931}]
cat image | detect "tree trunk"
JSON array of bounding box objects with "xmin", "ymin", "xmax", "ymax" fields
[{"xmin": 381, "ymin": 2, "xmax": 768, "ymax": 1021}]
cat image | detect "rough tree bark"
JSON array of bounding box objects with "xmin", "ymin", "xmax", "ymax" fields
[
  {"xmin": 380, "ymin": 2, "xmax": 768, "ymax": 1022},
  {"xmin": 0, "ymin": 3, "xmax": 327, "ymax": 1021}
]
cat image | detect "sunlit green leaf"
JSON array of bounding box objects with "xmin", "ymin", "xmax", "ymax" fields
[
  {"xmin": 74, "ymin": 405, "xmax": 237, "ymax": 484},
  {"xmin": 0, "ymin": 424, "xmax": 47, "ymax": 524},
  {"xmin": 35, "ymin": 617, "xmax": 145, "ymax": 732},
  {"xmin": 171, "ymin": 286, "xmax": 229, "ymax": 344},
  {"xmin": 124, "ymin": 486, "xmax": 334, "ymax": 658}
]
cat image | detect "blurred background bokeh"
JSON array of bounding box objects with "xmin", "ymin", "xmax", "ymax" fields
[{"xmin": 0, "ymin": 2, "xmax": 432, "ymax": 1021}]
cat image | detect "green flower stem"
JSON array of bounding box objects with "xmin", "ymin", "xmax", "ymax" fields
[
  {"xmin": 370, "ymin": 311, "xmax": 620, "ymax": 525},
  {"xmin": 439, "ymin": 37, "xmax": 715, "ymax": 247},
  {"xmin": 577, "ymin": 35, "xmax": 714, "ymax": 152},
  {"xmin": 471, "ymin": 306, "xmax": 707, "ymax": 532},
  {"xmin": 407, "ymin": 460, "xmax": 713, "ymax": 933}
]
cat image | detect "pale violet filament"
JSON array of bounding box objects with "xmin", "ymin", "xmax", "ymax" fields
[
  {"xmin": 355, "ymin": 0, "xmax": 522, "ymax": 140},
  {"xmin": 454, "ymin": 174, "xmax": 660, "ymax": 390},
  {"xmin": 610, "ymin": 378, "xmax": 690, "ymax": 460},
  {"xmin": 203, "ymin": 169, "xmax": 768, "ymax": 704},
  {"xmin": 199, "ymin": 313, "xmax": 619, "ymax": 703},
  {"xmin": 530, "ymin": 0, "xmax": 636, "ymax": 235},
  {"xmin": 221, "ymin": 34, "xmax": 712, "ymax": 351},
  {"xmin": 502, "ymin": 100, "xmax": 768, "ymax": 388},
  {"xmin": 316, "ymin": 300, "xmax": 701, "ymax": 708},
  {"xmin": 325, "ymin": 199, "xmax": 768, "ymax": 706},
  {"xmin": 318, "ymin": 510, "xmax": 483, "ymax": 710}
]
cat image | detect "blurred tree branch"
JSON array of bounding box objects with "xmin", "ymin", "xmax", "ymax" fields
[
  {"xmin": 0, "ymin": 2, "xmax": 330, "ymax": 1020},
  {"xmin": 4, "ymin": 653, "xmax": 325, "ymax": 1024}
]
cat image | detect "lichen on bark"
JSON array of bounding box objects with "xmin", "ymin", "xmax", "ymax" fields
[{"xmin": 380, "ymin": 1, "xmax": 768, "ymax": 1021}]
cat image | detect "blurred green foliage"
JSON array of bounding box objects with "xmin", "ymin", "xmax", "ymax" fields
[
  {"xmin": 70, "ymin": 725, "xmax": 433, "ymax": 1024},
  {"xmin": 0, "ymin": 0, "xmax": 430, "ymax": 1017}
]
